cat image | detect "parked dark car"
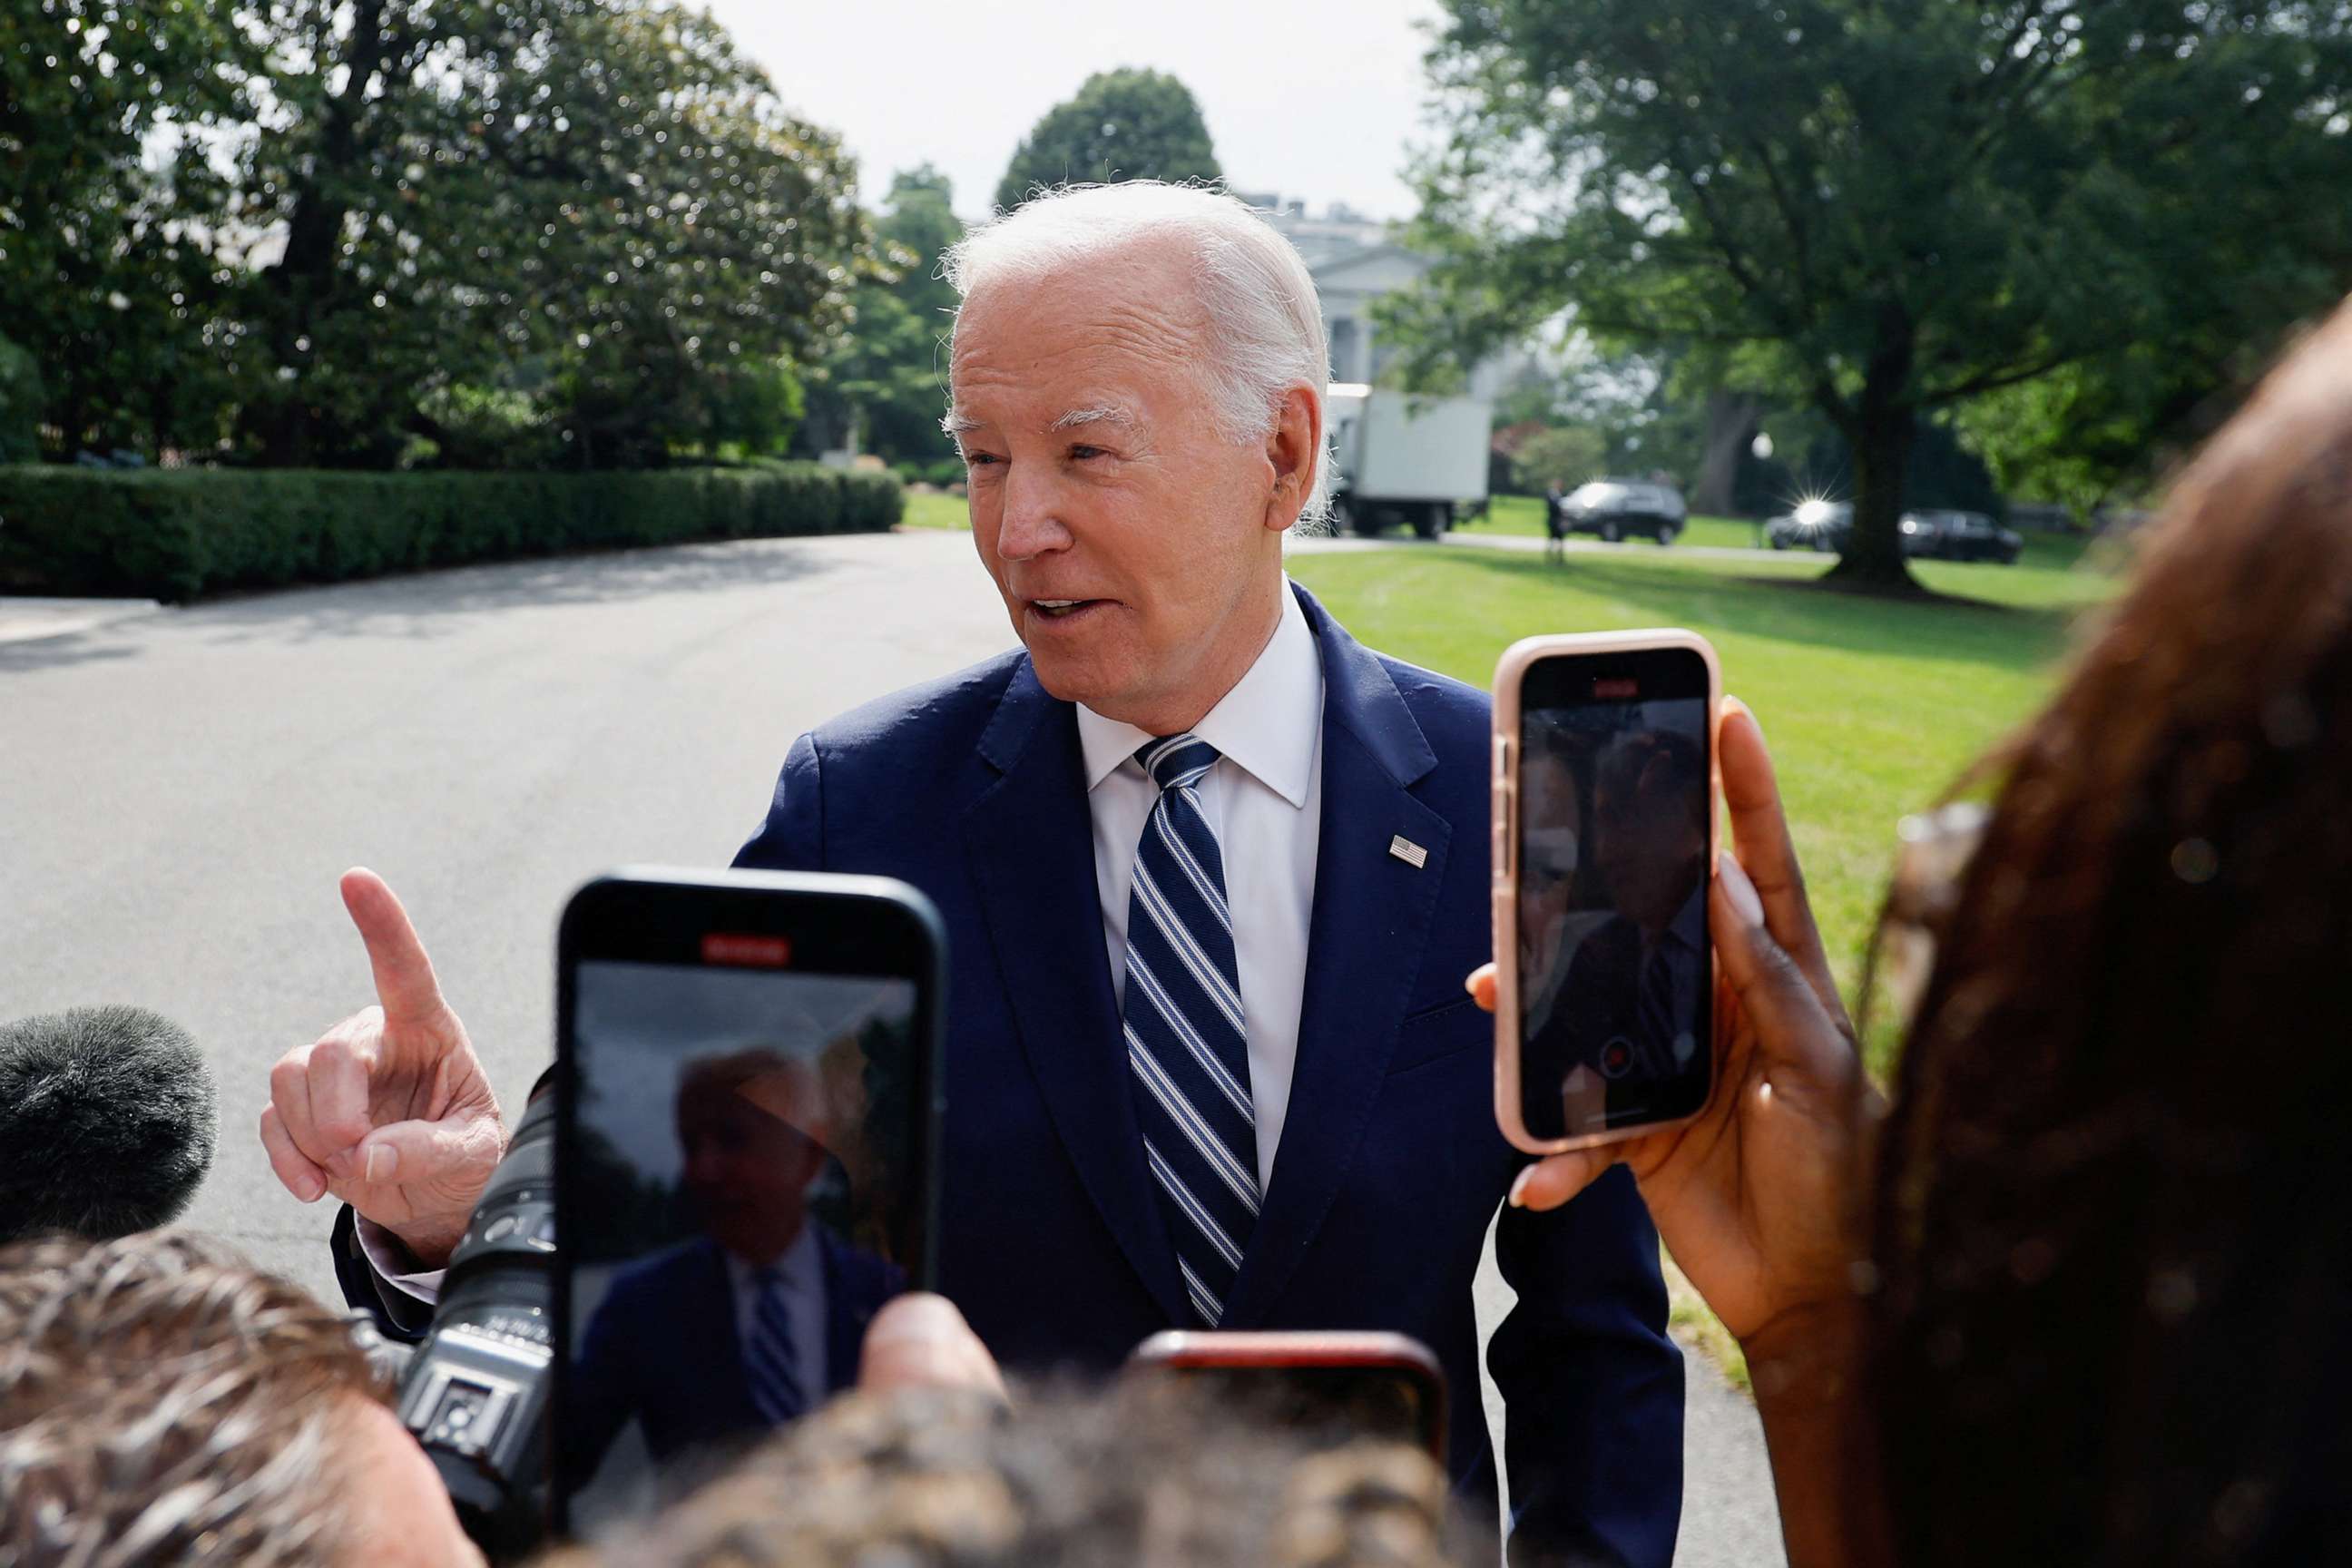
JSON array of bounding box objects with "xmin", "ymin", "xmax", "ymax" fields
[
  {"xmin": 1763, "ymin": 499, "xmax": 1852, "ymax": 552},
  {"xmin": 1899, "ymin": 509, "xmax": 2024, "ymax": 564},
  {"xmin": 1556, "ymin": 478, "xmax": 1688, "ymax": 544}
]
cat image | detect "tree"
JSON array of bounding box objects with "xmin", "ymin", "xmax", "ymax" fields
[
  {"xmin": 995, "ymin": 69, "xmax": 1220, "ymax": 212},
  {"xmin": 1513, "ymin": 426, "xmax": 1609, "ymax": 492},
  {"xmin": 1396, "ymin": 1, "xmax": 2352, "ymax": 590},
  {"xmin": 219, "ymin": 0, "xmax": 866, "ymax": 468},
  {"xmin": 0, "ymin": 1, "xmax": 256, "ymax": 458},
  {"xmin": 799, "ymin": 166, "xmax": 965, "ymax": 462}
]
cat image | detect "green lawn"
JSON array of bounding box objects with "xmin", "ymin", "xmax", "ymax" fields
[
  {"xmin": 1466, "ymin": 494, "xmax": 1758, "ymax": 552},
  {"xmin": 902, "ymin": 489, "xmax": 971, "ymax": 530},
  {"xmin": 1282, "ymin": 540, "xmax": 2120, "ymax": 1071}
]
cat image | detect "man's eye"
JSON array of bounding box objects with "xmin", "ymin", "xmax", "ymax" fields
[
  {"xmin": 963, "ymin": 450, "xmax": 1003, "ymax": 467},
  {"xmin": 1068, "ymin": 445, "xmax": 1106, "ymax": 461}
]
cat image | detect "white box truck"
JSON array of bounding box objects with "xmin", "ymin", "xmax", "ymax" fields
[{"xmin": 1323, "ymin": 383, "xmax": 1493, "ymax": 539}]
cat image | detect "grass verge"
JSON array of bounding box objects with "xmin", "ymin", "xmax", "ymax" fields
[{"xmin": 903, "ymin": 490, "xmax": 972, "ymax": 530}]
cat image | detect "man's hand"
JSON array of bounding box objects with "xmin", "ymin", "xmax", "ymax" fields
[
  {"xmin": 1474, "ymin": 699, "xmax": 1884, "ymax": 1356},
  {"xmin": 260, "ymin": 868, "xmax": 505, "ymax": 1269}
]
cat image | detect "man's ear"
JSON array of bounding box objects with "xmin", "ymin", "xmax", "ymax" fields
[{"xmin": 1262, "ymin": 384, "xmax": 1323, "ymax": 533}]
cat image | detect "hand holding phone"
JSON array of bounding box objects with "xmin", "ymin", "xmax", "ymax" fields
[{"xmin": 1482, "ymin": 701, "xmax": 1878, "ymax": 1358}]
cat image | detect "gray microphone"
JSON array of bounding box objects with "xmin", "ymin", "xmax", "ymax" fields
[{"xmin": 0, "ymin": 1005, "xmax": 217, "ymax": 1243}]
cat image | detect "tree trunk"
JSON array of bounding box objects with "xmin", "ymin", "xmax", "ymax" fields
[
  {"xmin": 1826, "ymin": 311, "xmax": 1923, "ymax": 593},
  {"xmin": 1691, "ymin": 388, "xmax": 1759, "ymax": 516},
  {"xmin": 249, "ymin": 0, "xmax": 394, "ymax": 466}
]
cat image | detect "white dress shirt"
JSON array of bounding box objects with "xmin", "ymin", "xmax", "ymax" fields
[
  {"xmin": 723, "ymin": 1222, "xmax": 828, "ymax": 1402},
  {"xmin": 1075, "ymin": 580, "xmax": 1326, "ymax": 1191}
]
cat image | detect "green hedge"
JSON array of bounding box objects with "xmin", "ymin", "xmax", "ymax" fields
[{"xmin": 0, "ymin": 464, "xmax": 905, "ymax": 603}]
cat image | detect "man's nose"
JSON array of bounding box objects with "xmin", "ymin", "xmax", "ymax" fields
[{"xmin": 994, "ymin": 466, "xmax": 1074, "ymax": 561}]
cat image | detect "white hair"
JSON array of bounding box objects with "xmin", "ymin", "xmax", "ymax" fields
[{"xmin": 941, "ymin": 181, "xmax": 1336, "ymax": 529}]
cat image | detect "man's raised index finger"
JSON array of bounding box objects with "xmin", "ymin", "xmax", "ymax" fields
[{"xmin": 339, "ymin": 867, "xmax": 445, "ymax": 1024}]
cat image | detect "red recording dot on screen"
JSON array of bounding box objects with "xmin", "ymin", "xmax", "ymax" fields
[
  {"xmin": 1592, "ymin": 677, "xmax": 1640, "ymax": 700},
  {"xmin": 701, "ymin": 933, "xmax": 793, "ymax": 968}
]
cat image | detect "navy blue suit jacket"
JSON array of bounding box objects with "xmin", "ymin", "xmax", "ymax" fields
[
  {"xmin": 731, "ymin": 583, "xmax": 1683, "ymax": 1565},
  {"xmin": 568, "ymin": 1227, "xmax": 903, "ymax": 1475}
]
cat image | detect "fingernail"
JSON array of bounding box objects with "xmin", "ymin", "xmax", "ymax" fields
[
  {"xmin": 1507, "ymin": 1166, "xmax": 1534, "ymax": 1208},
  {"xmin": 867, "ymin": 1293, "xmax": 961, "ymax": 1347},
  {"xmin": 1728, "ymin": 695, "xmax": 1761, "ymax": 740},
  {"xmin": 364, "ymin": 1144, "xmax": 397, "ymax": 1183},
  {"xmin": 1718, "ymin": 853, "xmax": 1764, "ymax": 927}
]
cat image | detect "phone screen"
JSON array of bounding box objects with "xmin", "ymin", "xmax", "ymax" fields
[
  {"xmin": 554, "ymin": 877, "xmax": 938, "ymax": 1530},
  {"xmin": 1515, "ymin": 649, "xmax": 1712, "ymax": 1142}
]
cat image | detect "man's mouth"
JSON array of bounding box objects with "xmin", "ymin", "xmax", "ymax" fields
[{"xmin": 1028, "ymin": 597, "xmax": 1107, "ymax": 621}]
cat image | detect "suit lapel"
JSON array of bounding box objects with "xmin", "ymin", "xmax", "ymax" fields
[
  {"xmin": 1223, "ymin": 585, "xmax": 1451, "ymax": 1327},
  {"xmin": 961, "ymin": 662, "xmax": 1191, "ymax": 1325}
]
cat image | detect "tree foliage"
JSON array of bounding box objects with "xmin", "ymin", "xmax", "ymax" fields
[
  {"xmin": 0, "ymin": 0, "xmax": 258, "ymax": 458},
  {"xmin": 226, "ymin": 0, "xmax": 866, "ymax": 468},
  {"xmin": 1513, "ymin": 426, "xmax": 1610, "ymax": 492},
  {"xmin": 799, "ymin": 165, "xmax": 964, "ymax": 462},
  {"xmin": 1396, "ymin": 0, "xmax": 2352, "ymax": 588},
  {"xmin": 995, "ymin": 69, "xmax": 1220, "ymax": 212},
  {"xmin": 4, "ymin": 0, "xmax": 867, "ymax": 469}
]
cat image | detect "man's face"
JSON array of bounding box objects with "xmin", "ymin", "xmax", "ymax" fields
[
  {"xmin": 948, "ymin": 245, "xmax": 1298, "ymax": 732},
  {"xmin": 1593, "ymin": 755, "xmax": 1705, "ymax": 935},
  {"xmin": 678, "ymin": 1083, "xmax": 827, "ymax": 1262}
]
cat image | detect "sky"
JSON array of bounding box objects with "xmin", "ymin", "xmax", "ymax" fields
[{"xmin": 699, "ymin": 0, "xmax": 1452, "ymax": 223}]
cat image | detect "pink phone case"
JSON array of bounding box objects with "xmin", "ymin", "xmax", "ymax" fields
[{"xmin": 1491, "ymin": 631, "xmax": 1722, "ymax": 1156}]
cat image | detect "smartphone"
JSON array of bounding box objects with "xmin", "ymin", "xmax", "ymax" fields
[
  {"xmin": 1492, "ymin": 632, "xmax": 1720, "ymax": 1153},
  {"xmin": 1126, "ymin": 1330, "xmax": 1448, "ymax": 1462},
  {"xmin": 551, "ymin": 868, "xmax": 945, "ymax": 1531}
]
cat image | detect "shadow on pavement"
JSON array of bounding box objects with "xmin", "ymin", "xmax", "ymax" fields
[{"xmin": 5, "ymin": 536, "xmax": 851, "ymax": 668}]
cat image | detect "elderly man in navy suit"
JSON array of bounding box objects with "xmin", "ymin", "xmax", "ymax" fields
[
  {"xmin": 567, "ymin": 1049, "xmax": 904, "ymax": 1479},
  {"xmin": 264, "ymin": 181, "xmax": 1682, "ymax": 1564}
]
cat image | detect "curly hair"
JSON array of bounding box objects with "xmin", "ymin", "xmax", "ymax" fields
[
  {"xmin": 538, "ymin": 1379, "xmax": 1475, "ymax": 1568},
  {"xmin": 1875, "ymin": 297, "xmax": 2352, "ymax": 1565},
  {"xmin": 0, "ymin": 1231, "xmax": 386, "ymax": 1567}
]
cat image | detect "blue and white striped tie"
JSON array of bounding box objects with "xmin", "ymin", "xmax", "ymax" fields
[
  {"xmin": 1123, "ymin": 733, "xmax": 1260, "ymax": 1327},
  {"xmin": 744, "ymin": 1266, "xmax": 807, "ymax": 1424}
]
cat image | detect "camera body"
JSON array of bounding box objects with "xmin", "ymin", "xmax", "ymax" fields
[{"xmin": 382, "ymin": 1090, "xmax": 558, "ymax": 1553}]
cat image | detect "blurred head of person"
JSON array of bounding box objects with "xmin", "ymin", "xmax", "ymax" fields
[
  {"xmin": 0, "ymin": 1230, "xmax": 482, "ymax": 1568},
  {"xmin": 534, "ymin": 1377, "xmax": 1475, "ymax": 1568},
  {"xmin": 675, "ymin": 1048, "xmax": 832, "ymax": 1264},
  {"xmin": 1591, "ymin": 729, "xmax": 1708, "ymax": 936},
  {"xmin": 1872, "ymin": 296, "xmax": 2352, "ymax": 1566},
  {"xmin": 941, "ymin": 181, "xmax": 1328, "ymax": 736}
]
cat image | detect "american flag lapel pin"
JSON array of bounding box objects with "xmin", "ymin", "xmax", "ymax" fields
[{"xmin": 1388, "ymin": 835, "xmax": 1428, "ymax": 869}]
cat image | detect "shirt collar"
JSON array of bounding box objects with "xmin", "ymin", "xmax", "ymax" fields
[
  {"xmin": 726, "ymin": 1220, "xmax": 822, "ymax": 1291},
  {"xmin": 1074, "ymin": 580, "xmax": 1322, "ymax": 808}
]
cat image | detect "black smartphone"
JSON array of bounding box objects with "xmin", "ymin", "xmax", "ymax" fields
[
  {"xmin": 1492, "ymin": 632, "xmax": 1720, "ymax": 1152},
  {"xmin": 551, "ymin": 867, "xmax": 945, "ymax": 1532},
  {"xmin": 1126, "ymin": 1330, "xmax": 1449, "ymax": 1463}
]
